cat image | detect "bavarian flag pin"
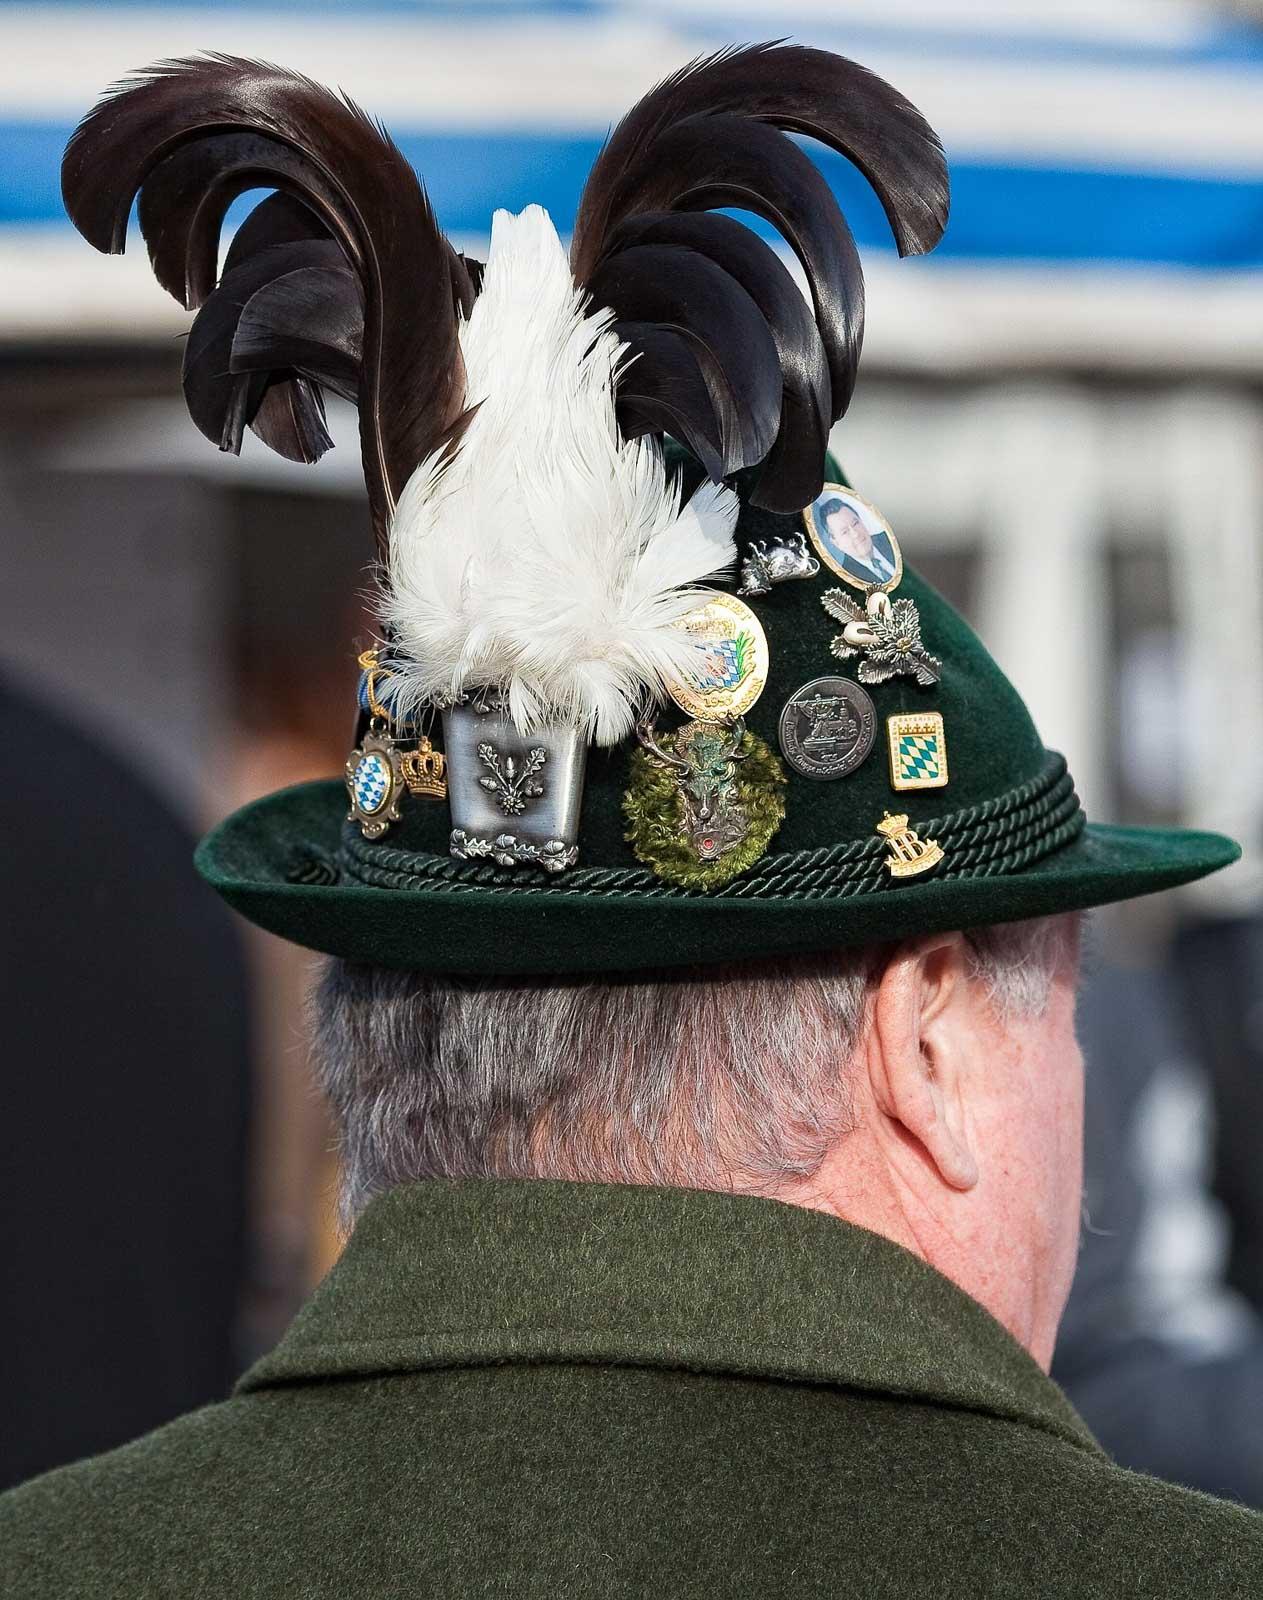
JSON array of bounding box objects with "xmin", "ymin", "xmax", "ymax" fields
[{"xmin": 887, "ymin": 710, "xmax": 948, "ymax": 792}]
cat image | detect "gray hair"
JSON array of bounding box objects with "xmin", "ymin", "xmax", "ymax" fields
[{"xmin": 311, "ymin": 918, "xmax": 1074, "ymax": 1224}]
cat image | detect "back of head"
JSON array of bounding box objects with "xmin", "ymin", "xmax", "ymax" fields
[
  {"xmin": 312, "ymin": 913, "xmax": 1086, "ymax": 1370},
  {"xmin": 313, "ymin": 923, "xmax": 1066, "ymax": 1215}
]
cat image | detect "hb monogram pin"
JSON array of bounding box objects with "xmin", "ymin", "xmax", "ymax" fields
[{"xmin": 876, "ymin": 813, "xmax": 944, "ymax": 878}]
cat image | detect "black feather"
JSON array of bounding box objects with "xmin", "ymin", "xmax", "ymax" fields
[
  {"xmin": 62, "ymin": 54, "xmax": 473, "ymax": 555},
  {"xmin": 571, "ymin": 42, "xmax": 948, "ymax": 507},
  {"xmin": 589, "ymin": 243, "xmax": 782, "ymax": 473},
  {"xmin": 250, "ymin": 375, "xmax": 333, "ymax": 464},
  {"xmin": 180, "ymin": 239, "xmax": 355, "ymax": 462},
  {"xmin": 223, "ymin": 191, "xmax": 329, "ymax": 275},
  {"xmin": 604, "ymin": 211, "xmax": 830, "ymax": 509},
  {"xmin": 221, "ymin": 197, "xmax": 363, "ymax": 459},
  {"xmin": 233, "ymin": 260, "xmax": 362, "ymax": 462},
  {"xmin": 612, "ymin": 321, "xmax": 726, "ymax": 482},
  {"xmin": 572, "ymin": 42, "xmax": 948, "ymax": 276},
  {"xmin": 231, "ymin": 256, "xmax": 363, "ymax": 398},
  {"xmin": 598, "ymin": 113, "xmax": 865, "ymax": 428},
  {"xmin": 182, "ymin": 243, "xmax": 302, "ymax": 453},
  {"xmin": 455, "ymin": 254, "xmax": 484, "ymax": 310}
]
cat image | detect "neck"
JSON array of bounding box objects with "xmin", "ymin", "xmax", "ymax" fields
[{"xmin": 771, "ymin": 1141, "xmax": 1053, "ymax": 1369}]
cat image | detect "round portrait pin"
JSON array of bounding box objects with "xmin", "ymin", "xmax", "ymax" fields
[
  {"xmin": 665, "ymin": 593, "xmax": 770, "ymax": 722},
  {"xmin": 803, "ymin": 484, "xmax": 903, "ymax": 594}
]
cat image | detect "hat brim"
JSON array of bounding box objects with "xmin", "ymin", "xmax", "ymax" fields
[{"xmin": 196, "ymin": 780, "xmax": 1240, "ymax": 975}]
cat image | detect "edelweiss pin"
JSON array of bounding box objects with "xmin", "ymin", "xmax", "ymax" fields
[{"xmin": 822, "ymin": 589, "xmax": 942, "ymax": 687}]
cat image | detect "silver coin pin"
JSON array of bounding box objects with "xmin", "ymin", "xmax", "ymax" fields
[{"xmin": 777, "ymin": 676, "xmax": 877, "ymax": 781}]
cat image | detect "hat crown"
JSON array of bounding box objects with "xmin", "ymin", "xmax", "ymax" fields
[{"xmin": 362, "ymin": 449, "xmax": 1050, "ymax": 876}]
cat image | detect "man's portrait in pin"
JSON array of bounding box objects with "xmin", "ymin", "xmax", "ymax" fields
[{"xmin": 805, "ymin": 486, "xmax": 902, "ymax": 591}]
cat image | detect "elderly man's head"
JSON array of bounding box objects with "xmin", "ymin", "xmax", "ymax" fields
[{"xmin": 313, "ymin": 914, "xmax": 1083, "ymax": 1367}]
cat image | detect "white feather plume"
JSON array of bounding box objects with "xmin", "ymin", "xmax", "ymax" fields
[{"xmin": 381, "ymin": 205, "xmax": 740, "ymax": 746}]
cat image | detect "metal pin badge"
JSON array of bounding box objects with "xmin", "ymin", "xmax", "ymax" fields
[
  {"xmin": 803, "ymin": 484, "xmax": 903, "ymax": 593},
  {"xmin": 345, "ymin": 648, "xmax": 408, "ymax": 838},
  {"xmin": 737, "ymin": 532, "xmax": 820, "ymax": 597},
  {"xmin": 777, "ymin": 676, "xmax": 876, "ymax": 781},
  {"xmin": 400, "ymin": 737, "xmax": 447, "ymax": 799},
  {"xmin": 636, "ymin": 716, "xmax": 752, "ymax": 865},
  {"xmin": 627, "ymin": 715, "xmax": 787, "ymax": 887},
  {"xmin": 822, "ymin": 588, "xmax": 941, "ymax": 688},
  {"xmin": 887, "ymin": 711, "xmax": 948, "ymax": 792},
  {"xmin": 346, "ymin": 730, "xmax": 407, "ymax": 839},
  {"xmin": 664, "ymin": 594, "xmax": 770, "ymax": 722},
  {"xmin": 876, "ymin": 812, "xmax": 944, "ymax": 879}
]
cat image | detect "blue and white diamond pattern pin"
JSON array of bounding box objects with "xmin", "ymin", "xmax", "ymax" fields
[
  {"xmin": 353, "ymin": 751, "xmax": 390, "ymax": 813},
  {"xmin": 887, "ymin": 711, "xmax": 948, "ymax": 792},
  {"xmin": 345, "ymin": 732, "xmax": 405, "ymax": 839}
]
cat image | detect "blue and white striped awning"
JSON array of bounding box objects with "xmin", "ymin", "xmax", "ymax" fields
[{"xmin": 2, "ymin": 0, "xmax": 1261, "ymax": 367}]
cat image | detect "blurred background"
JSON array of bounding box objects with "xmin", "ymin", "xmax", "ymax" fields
[{"xmin": 2, "ymin": 0, "xmax": 1262, "ymax": 1503}]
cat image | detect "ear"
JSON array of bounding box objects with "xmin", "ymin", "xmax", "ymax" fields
[{"xmin": 866, "ymin": 933, "xmax": 980, "ymax": 1193}]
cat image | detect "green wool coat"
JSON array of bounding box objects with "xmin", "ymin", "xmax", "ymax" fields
[{"xmin": 3, "ymin": 1179, "xmax": 1262, "ymax": 1596}]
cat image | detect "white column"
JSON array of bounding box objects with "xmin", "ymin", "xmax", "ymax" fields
[{"xmin": 973, "ymin": 383, "xmax": 1108, "ymax": 816}]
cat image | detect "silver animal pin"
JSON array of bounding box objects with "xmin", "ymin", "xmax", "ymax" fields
[{"xmin": 736, "ymin": 532, "xmax": 820, "ymax": 597}]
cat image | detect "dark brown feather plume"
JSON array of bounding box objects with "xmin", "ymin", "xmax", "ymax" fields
[
  {"xmin": 61, "ymin": 54, "xmax": 473, "ymax": 554},
  {"xmin": 571, "ymin": 42, "xmax": 948, "ymax": 510},
  {"xmin": 590, "ymin": 242, "xmax": 782, "ymax": 471},
  {"xmin": 215, "ymin": 195, "xmax": 361, "ymax": 461},
  {"xmin": 180, "ymin": 237, "xmax": 361, "ymax": 462},
  {"xmin": 603, "ymin": 191, "xmax": 836, "ymax": 509},
  {"xmin": 572, "ymin": 42, "xmax": 948, "ymax": 276},
  {"xmin": 223, "ymin": 191, "xmax": 329, "ymax": 273},
  {"xmin": 250, "ymin": 377, "xmax": 334, "ymax": 465},
  {"xmin": 612, "ymin": 321, "xmax": 727, "ymax": 482}
]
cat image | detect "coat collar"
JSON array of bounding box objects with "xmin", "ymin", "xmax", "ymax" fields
[{"xmin": 238, "ymin": 1178, "xmax": 1098, "ymax": 1454}]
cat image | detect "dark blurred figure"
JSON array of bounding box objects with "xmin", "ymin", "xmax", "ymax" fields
[
  {"xmin": 1055, "ymin": 946, "xmax": 1263, "ymax": 1507},
  {"xmin": 1174, "ymin": 917, "xmax": 1263, "ymax": 1314},
  {"xmin": 0, "ymin": 674, "xmax": 250, "ymax": 1490}
]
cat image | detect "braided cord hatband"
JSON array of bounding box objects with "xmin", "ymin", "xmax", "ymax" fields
[{"xmin": 338, "ymin": 753, "xmax": 1083, "ymax": 902}]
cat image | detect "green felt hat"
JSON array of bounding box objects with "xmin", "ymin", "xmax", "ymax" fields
[
  {"xmin": 66, "ymin": 50, "xmax": 1238, "ymax": 976},
  {"xmin": 195, "ymin": 451, "xmax": 1238, "ymax": 974}
]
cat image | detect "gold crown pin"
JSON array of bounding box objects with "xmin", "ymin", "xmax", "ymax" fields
[
  {"xmin": 876, "ymin": 812, "xmax": 944, "ymax": 879},
  {"xmin": 400, "ymin": 738, "xmax": 448, "ymax": 800}
]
